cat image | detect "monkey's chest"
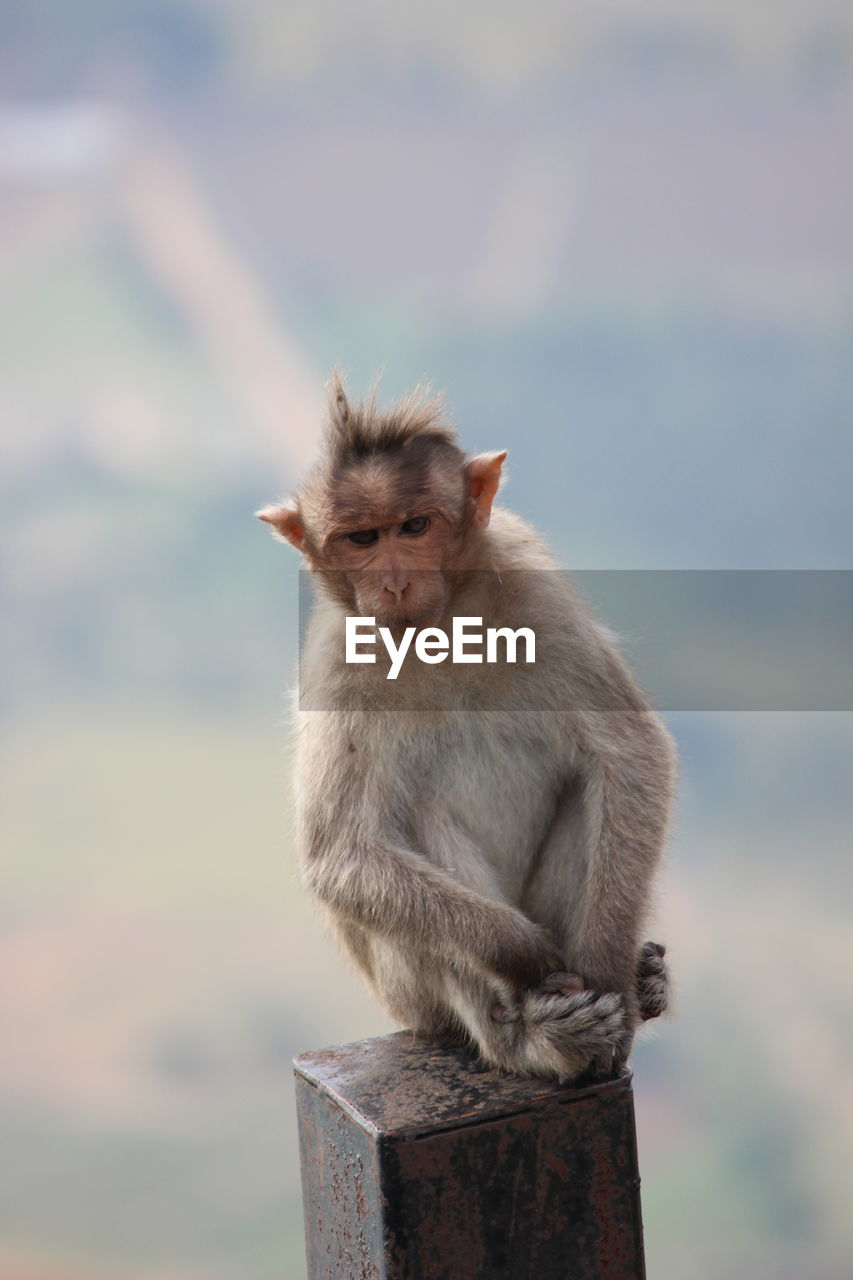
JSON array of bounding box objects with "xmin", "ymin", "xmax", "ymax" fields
[{"xmin": 402, "ymin": 715, "xmax": 570, "ymax": 895}]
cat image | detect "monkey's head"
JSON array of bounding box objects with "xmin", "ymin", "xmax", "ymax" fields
[{"xmin": 257, "ymin": 371, "xmax": 505, "ymax": 629}]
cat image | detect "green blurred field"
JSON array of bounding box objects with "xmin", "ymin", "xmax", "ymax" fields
[
  {"xmin": 1, "ymin": 709, "xmax": 394, "ymax": 1279},
  {"xmin": 3, "ymin": 706, "xmax": 852, "ymax": 1279},
  {"xmin": 1, "ymin": 3, "xmax": 852, "ymax": 1276}
]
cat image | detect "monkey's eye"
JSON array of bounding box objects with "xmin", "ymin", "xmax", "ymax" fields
[
  {"xmin": 400, "ymin": 516, "xmax": 430, "ymax": 536},
  {"xmin": 347, "ymin": 529, "xmax": 379, "ymax": 546}
]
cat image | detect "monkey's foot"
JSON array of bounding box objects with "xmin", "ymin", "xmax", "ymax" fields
[
  {"xmin": 637, "ymin": 941, "xmax": 669, "ymax": 1021},
  {"xmin": 490, "ymin": 971, "xmax": 583, "ymax": 1024},
  {"xmin": 517, "ymin": 987, "xmax": 627, "ymax": 1082}
]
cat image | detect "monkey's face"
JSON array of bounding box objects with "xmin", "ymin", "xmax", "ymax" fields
[
  {"xmin": 258, "ymin": 399, "xmax": 506, "ymax": 634},
  {"xmin": 321, "ymin": 513, "xmax": 457, "ymax": 629},
  {"xmin": 303, "ymin": 450, "xmax": 468, "ymax": 629}
]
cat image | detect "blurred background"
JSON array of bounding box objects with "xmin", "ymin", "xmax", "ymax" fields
[{"xmin": 1, "ymin": 2, "xmax": 851, "ymax": 1277}]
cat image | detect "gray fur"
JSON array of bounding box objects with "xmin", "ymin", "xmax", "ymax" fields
[{"xmin": 263, "ymin": 378, "xmax": 677, "ymax": 1081}]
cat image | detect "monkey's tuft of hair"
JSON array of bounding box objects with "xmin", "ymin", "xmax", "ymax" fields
[{"xmin": 323, "ymin": 368, "xmax": 458, "ymax": 460}]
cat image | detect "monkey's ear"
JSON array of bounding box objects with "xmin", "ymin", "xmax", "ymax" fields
[
  {"xmin": 465, "ymin": 451, "xmax": 507, "ymax": 527},
  {"xmin": 256, "ymin": 503, "xmax": 306, "ymax": 552},
  {"xmin": 326, "ymin": 367, "xmax": 351, "ymax": 440}
]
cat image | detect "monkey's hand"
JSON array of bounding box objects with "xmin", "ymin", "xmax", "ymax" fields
[
  {"xmin": 503, "ymin": 952, "xmax": 665, "ymax": 1081},
  {"xmin": 490, "ymin": 971, "xmax": 582, "ymax": 1024},
  {"xmin": 482, "ymin": 919, "xmax": 566, "ymax": 993},
  {"xmin": 529, "ymin": 944, "xmax": 670, "ymax": 1022},
  {"xmin": 535, "ymin": 972, "xmax": 586, "ymax": 998},
  {"xmin": 636, "ymin": 941, "xmax": 669, "ymax": 1021}
]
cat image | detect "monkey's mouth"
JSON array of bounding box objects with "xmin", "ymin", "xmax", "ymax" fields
[
  {"xmin": 374, "ymin": 610, "xmax": 441, "ymax": 633},
  {"xmin": 362, "ymin": 594, "xmax": 448, "ymax": 632}
]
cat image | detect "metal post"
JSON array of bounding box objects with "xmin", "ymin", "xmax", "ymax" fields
[{"xmin": 294, "ymin": 1031, "xmax": 646, "ymax": 1280}]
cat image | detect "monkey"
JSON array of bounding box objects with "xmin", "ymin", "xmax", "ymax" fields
[{"xmin": 257, "ymin": 372, "xmax": 675, "ymax": 1082}]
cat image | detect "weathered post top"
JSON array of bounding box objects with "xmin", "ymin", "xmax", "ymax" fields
[{"xmin": 294, "ymin": 1032, "xmax": 646, "ymax": 1280}]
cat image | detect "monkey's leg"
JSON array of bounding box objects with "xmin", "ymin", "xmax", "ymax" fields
[
  {"xmin": 522, "ymin": 714, "xmax": 675, "ymax": 1070},
  {"xmin": 304, "ymin": 830, "xmax": 566, "ymax": 993},
  {"xmin": 404, "ymin": 812, "xmax": 629, "ymax": 1080},
  {"xmin": 367, "ymin": 936, "xmax": 465, "ymax": 1042}
]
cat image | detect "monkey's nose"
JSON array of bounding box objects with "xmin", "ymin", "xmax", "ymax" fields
[{"xmin": 383, "ymin": 575, "xmax": 410, "ymax": 599}]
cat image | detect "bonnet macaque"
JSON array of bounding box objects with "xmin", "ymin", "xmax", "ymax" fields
[{"xmin": 258, "ymin": 374, "xmax": 674, "ymax": 1081}]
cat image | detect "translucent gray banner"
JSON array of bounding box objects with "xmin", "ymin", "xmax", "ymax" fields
[{"xmin": 298, "ymin": 570, "xmax": 852, "ymax": 712}]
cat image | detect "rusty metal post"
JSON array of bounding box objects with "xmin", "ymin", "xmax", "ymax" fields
[{"xmin": 294, "ymin": 1031, "xmax": 646, "ymax": 1280}]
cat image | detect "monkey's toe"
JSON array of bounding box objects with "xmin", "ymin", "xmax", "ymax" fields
[{"xmin": 637, "ymin": 940, "xmax": 669, "ymax": 1020}]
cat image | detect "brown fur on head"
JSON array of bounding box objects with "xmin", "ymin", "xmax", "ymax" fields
[{"xmin": 257, "ymin": 370, "xmax": 506, "ymax": 628}]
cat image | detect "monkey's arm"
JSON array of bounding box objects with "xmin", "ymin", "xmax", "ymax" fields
[
  {"xmin": 568, "ymin": 707, "xmax": 675, "ymax": 1018},
  {"xmin": 306, "ymin": 832, "xmax": 565, "ymax": 988},
  {"xmin": 296, "ymin": 717, "xmax": 565, "ymax": 990},
  {"xmin": 521, "ymin": 587, "xmax": 676, "ymax": 1022}
]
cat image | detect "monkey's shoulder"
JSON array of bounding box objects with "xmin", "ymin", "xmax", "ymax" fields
[
  {"xmin": 483, "ymin": 507, "xmax": 560, "ymax": 573},
  {"xmin": 483, "ymin": 508, "xmax": 604, "ymax": 631}
]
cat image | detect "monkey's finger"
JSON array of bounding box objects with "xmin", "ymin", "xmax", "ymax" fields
[
  {"xmin": 536, "ymin": 972, "xmax": 585, "ymax": 998},
  {"xmin": 490, "ymin": 1001, "xmax": 520, "ymax": 1024}
]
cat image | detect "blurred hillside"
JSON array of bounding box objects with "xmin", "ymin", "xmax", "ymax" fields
[{"xmin": 1, "ymin": 4, "xmax": 852, "ymax": 1279}]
